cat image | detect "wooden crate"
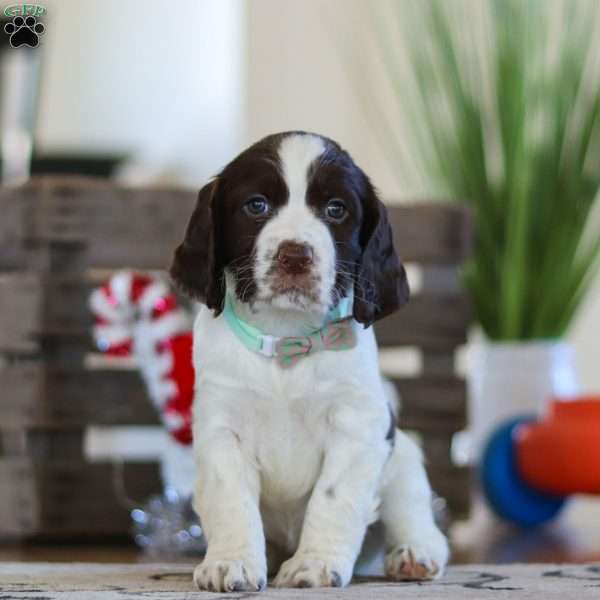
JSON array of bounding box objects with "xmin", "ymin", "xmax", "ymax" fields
[
  {"xmin": 374, "ymin": 205, "xmax": 473, "ymax": 518},
  {"xmin": 0, "ymin": 177, "xmax": 472, "ymax": 540}
]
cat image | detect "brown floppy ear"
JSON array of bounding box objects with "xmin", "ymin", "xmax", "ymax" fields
[
  {"xmin": 353, "ymin": 180, "xmax": 409, "ymax": 327},
  {"xmin": 169, "ymin": 178, "xmax": 225, "ymax": 314}
]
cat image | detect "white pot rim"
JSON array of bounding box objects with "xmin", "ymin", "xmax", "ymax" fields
[{"xmin": 481, "ymin": 339, "xmax": 573, "ymax": 352}]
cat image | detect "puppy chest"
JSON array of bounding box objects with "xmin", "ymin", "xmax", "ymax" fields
[{"xmin": 253, "ymin": 399, "xmax": 325, "ymax": 503}]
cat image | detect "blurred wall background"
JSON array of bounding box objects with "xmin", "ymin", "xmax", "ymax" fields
[
  {"xmin": 29, "ymin": 0, "xmax": 600, "ymax": 391},
  {"xmin": 36, "ymin": 0, "xmax": 246, "ymax": 185}
]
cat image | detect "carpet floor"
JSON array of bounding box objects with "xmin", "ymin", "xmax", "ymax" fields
[{"xmin": 1, "ymin": 562, "xmax": 599, "ymax": 599}]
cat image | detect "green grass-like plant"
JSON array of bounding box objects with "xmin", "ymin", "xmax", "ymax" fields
[{"xmin": 373, "ymin": 0, "xmax": 600, "ymax": 339}]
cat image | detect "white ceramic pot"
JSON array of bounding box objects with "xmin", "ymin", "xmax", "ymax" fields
[{"xmin": 469, "ymin": 340, "xmax": 579, "ymax": 458}]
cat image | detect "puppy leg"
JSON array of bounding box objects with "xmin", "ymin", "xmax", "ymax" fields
[
  {"xmin": 380, "ymin": 429, "xmax": 449, "ymax": 580},
  {"xmin": 274, "ymin": 412, "xmax": 389, "ymax": 588},
  {"xmin": 193, "ymin": 428, "xmax": 266, "ymax": 592}
]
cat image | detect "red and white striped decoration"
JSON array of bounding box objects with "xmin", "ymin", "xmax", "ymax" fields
[{"xmin": 89, "ymin": 271, "xmax": 194, "ymax": 445}]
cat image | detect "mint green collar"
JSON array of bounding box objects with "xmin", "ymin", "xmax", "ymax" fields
[{"xmin": 223, "ymin": 296, "xmax": 354, "ymax": 359}]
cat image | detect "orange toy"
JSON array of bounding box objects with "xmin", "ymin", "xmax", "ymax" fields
[
  {"xmin": 517, "ymin": 398, "xmax": 600, "ymax": 495},
  {"xmin": 482, "ymin": 397, "xmax": 600, "ymax": 528}
]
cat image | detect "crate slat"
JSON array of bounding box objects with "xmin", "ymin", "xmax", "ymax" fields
[
  {"xmin": 0, "ymin": 429, "xmax": 85, "ymax": 460},
  {"xmin": 0, "ymin": 272, "xmax": 41, "ymax": 353},
  {"xmin": 0, "ymin": 274, "xmax": 472, "ymax": 352},
  {"xmin": 0, "ymin": 179, "xmax": 472, "ymax": 269},
  {"xmin": 422, "ymin": 433, "xmax": 455, "ymax": 467},
  {"xmin": 0, "ymin": 362, "xmax": 159, "ymax": 427},
  {"xmin": 394, "ymin": 376, "xmax": 467, "ymax": 433},
  {"xmin": 23, "ymin": 182, "xmax": 194, "ymax": 270},
  {"xmin": 0, "ymin": 274, "xmax": 468, "ymax": 351},
  {"xmin": 421, "ymin": 351, "xmax": 456, "ymax": 377},
  {"xmin": 389, "ymin": 204, "xmax": 472, "ymax": 265},
  {"xmin": 375, "ymin": 293, "xmax": 471, "ymax": 349},
  {"xmin": 0, "ymin": 459, "xmax": 161, "ymax": 539},
  {"xmin": 0, "ymin": 190, "xmax": 29, "ymax": 269},
  {"xmin": 1, "ymin": 366, "xmax": 467, "ymax": 432},
  {"xmin": 0, "ymin": 457, "xmax": 38, "ymax": 536},
  {"xmin": 426, "ymin": 465, "xmax": 471, "ymax": 518},
  {"xmin": 1, "ymin": 362, "xmax": 468, "ymax": 432}
]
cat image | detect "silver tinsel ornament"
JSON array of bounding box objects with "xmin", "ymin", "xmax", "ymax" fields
[{"xmin": 131, "ymin": 487, "xmax": 206, "ymax": 556}]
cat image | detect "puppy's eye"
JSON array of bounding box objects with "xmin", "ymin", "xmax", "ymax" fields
[
  {"xmin": 244, "ymin": 195, "xmax": 270, "ymax": 217},
  {"xmin": 325, "ymin": 199, "xmax": 347, "ymax": 222}
]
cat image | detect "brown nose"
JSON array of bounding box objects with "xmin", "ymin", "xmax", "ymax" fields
[{"xmin": 277, "ymin": 241, "xmax": 314, "ymax": 274}]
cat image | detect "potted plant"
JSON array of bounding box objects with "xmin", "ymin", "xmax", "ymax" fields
[{"xmin": 372, "ymin": 0, "xmax": 600, "ymax": 453}]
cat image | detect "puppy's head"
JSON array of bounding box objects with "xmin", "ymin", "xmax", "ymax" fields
[{"xmin": 170, "ymin": 132, "xmax": 409, "ymax": 326}]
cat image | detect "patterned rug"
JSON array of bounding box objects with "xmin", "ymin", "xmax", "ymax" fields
[{"xmin": 1, "ymin": 563, "xmax": 599, "ymax": 599}]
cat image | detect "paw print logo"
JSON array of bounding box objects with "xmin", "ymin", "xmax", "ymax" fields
[{"xmin": 4, "ymin": 15, "xmax": 45, "ymax": 48}]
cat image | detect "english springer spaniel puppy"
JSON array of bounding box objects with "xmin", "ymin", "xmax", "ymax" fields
[{"xmin": 170, "ymin": 132, "xmax": 448, "ymax": 592}]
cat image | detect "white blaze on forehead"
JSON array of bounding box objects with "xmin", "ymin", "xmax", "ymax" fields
[
  {"xmin": 250, "ymin": 133, "xmax": 336, "ymax": 318},
  {"xmin": 277, "ymin": 134, "xmax": 325, "ymax": 207}
]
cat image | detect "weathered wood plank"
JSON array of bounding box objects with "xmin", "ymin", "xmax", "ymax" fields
[
  {"xmin": 0, "ymin": 455, "xmax": 465, "ymax": 536},
  {"xmin": 422, "ymin": 433, "xmax": 455, "ymax": 467},
  {"xmin": 1, "ymin": 178, "xmax": 472, "ymax": 270},
  {"xmin": 28, "ymin": 242, "xmax": 90, "ymax": 275},
  {"xmin": 1, "ymin": 364, "xmax": 466, "ymax": 432},
  {"xmin": 0, "ymin": 459, "xmax": 161, "ymax": 539},
  {"xmin": 375, "ymin": 293, "xmax": 471, "ymax": 350},
  {"xmin": 421, "ymin": 351, "xmax": 456, "ymax": 377},
  {"xmin": 0, "ymin": 430, "xmax": 28, "ymax": 456},
  {"xmin": 421, "ymin": 265, "xmax": 462, "ymax": 294},
  {"xmin": 0, "ymin": 458, "xmax": 37, "ymax": 537},
  {"xmin": 0, "ymin": 277, "xmax": 472, "ymax": 353},
  {"xmin": 0, "ymin": 273, "xmax": 467, "ymax": 351},
  {"xmin": 394, "ymin": 376, "xmax": 467, "ymax": 433},
  {"xmin": 0, "ymin": 362, "xmax": 158, "ymax": 427},
  {"xmin": 0, "ymin": 429, "xmax": 85, "ymax": 460},
  {"xmin": 41, "ymin": 277, "xmax": 92, "ymax": 336},
  {"xmin": 0, "ymin": 189, "xmax": 29, "ymax": 269},
  {"xmin": 388, "ymin": 204, "xmax": 472, "ymax": 264},
  {"xmin": 0, "ymin": 272, "xmax": 41, "ymax": 353},
  {"xmin": 426, "ymin": 464, "xmax": 471, "ymax": 518},
  {"xmin": 17, "ymin": 178, "xmax": 195, "ymax": 270},
  {"xmin": 0, "ymin": 272, "xmax": 97, "ymax": 352}
]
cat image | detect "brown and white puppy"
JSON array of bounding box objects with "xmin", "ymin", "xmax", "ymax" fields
[{"xmin": 171, "ymin": 132, "xmax": 448, "ymax": 592}]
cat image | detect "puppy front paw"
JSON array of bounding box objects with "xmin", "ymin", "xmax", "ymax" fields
[
  {"xmin": 385, "ymin": 527, "xmax": 448, "ymax": 581},
  {"xmin": 273, "ymin": 554, "xmax": 351, "ymax": 588},
  {"xmin": 193, "ymin": 557, "xmax": 266, "ymax": 592}
]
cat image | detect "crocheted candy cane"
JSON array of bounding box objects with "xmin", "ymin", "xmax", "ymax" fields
[{"xmin": 89, "ymin": 271, "xmax": 194, "ymax": 445}]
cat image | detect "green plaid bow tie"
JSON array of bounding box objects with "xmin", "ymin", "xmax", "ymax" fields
[
  {"xmin": 275, "ymin": 317, "xmax": 357, "ymax": 368},
  {"xmin": 223, "ymin": 296, "xmax": 357, "ymax": 368}
]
